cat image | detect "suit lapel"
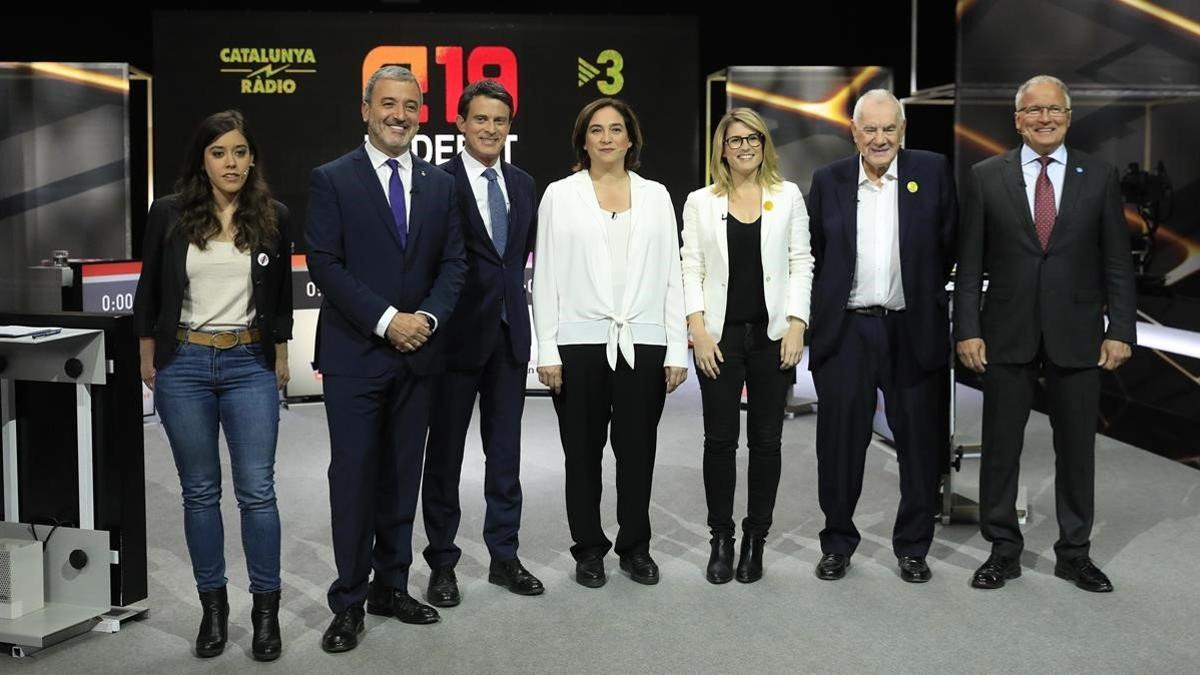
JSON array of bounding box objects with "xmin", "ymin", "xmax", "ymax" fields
[
  {"xmin": 836, "ymin": 157, "xmax": 859, "ymax": 256},
  {"xmin": 499, "ymin": 161, "xmax": 521, "ymax": 262},
  {"xmin": 712, "ymin": 190, "xmax": 730, "ymax": 269},
  {"xmin": 1001, "ymin": 149, "xmax": 1040, "ymax": 249},
  {"xmin": 172, "ymin": 232, "xmax": 188, "ymax": 291},
  {"xmin": 351, "ymin": 147, "xmax": 405, "ymax": 250},
  {"xmin": 1050, "ymin": 149, "xmax": 1084, "ymax": 251},
  {"xmin": 406, "ymin": 155, "xmax": 430, "ymax": 256},
  {"xmin": 896, "ymin": 150, "xmax": 912, "ymax": 252},
  {"xmin": 757, "ymin": 184, "xmax": 777, "ymax": 264},
  {"xmin": 453, "ymin": 155, "xmax": 500, "ymax": 262}
]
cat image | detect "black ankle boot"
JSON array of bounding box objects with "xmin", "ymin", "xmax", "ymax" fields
[
  {"xmin": 251, "ymin": 590, "xmax": 282, "ymax": 661},
  {"xmin": 195, "ymin": 586, "xmax": 229, "ymax": 658},
  {"xmin": 706, "ymin": 533, "xmax": 735, "ymax": 584},
  {"xmin": 735, "ymin": 533, "xmax": 765, "ymax": 583}
]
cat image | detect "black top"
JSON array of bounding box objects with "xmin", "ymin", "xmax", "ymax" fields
[
  {"xmin": 132, "ymin": 194, "xmax": 293, "ymax": 369},
  {"xmin": 725, "ymin": 213, "xmax": 769, "ymax": 325}
]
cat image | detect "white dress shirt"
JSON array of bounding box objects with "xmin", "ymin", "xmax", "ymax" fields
[
  {"xmin": 461, "ymin": 150, "xmax": 509, "ymax": 239},
  {"xmin": 848, "ymin": 156, "xmax": 905, "ymax": 311},
  {"xmin": 363, "ymin": 140, "xmax": 437, "ymax": 336},
  {"xmin": 1020, "ymin": 143, "xmax": 1067, "ymax": 216}
]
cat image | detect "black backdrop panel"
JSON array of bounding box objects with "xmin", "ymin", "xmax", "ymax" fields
[{"xmin": 152, "ymin": 11, "xmax": 700, "ymax": 248}]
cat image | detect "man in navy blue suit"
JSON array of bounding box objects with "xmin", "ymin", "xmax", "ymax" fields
[
  {"xmin": 307, "ymin": 65, "xmax": 466, "ymax": 653},
  {"xmin": 420, "ymin": 80, "xmax": 543, "ymax": 606},
  {"xmin": 806, "ymin": 89, "xmax": 956, "ymax": 584}
]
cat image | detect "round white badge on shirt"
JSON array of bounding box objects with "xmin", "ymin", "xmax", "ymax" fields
[{"xmin": 257, "ymin": 253, "xmax": 270, "ymax": 267}]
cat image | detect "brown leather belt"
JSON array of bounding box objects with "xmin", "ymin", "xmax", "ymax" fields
[{"xmin": 176, "ymin": 328, "xmax": 261, "ymax": 349}]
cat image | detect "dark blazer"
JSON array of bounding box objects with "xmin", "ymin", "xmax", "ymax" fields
[
  {"xmin": 132, "ymin": 193, "xmax": 293, "ymax": 368},
  {"xmin": 306, "ymin": 145, "xmax": 466, "ymax": 377},
  {"xmin": 953, "ymin": 147, "xmax": 1137, "ymax": 367},
  {"xmin": 807, "ymin": 149, "xmax": 957, "ymax": 377},
  {"xmin": 436, "ymin": 153, "xmax": 537, "ymax": 370}
]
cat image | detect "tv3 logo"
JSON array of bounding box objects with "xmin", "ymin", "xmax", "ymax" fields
[{"xmin": 578, "ymin": 49, "xmax": 624, "ymax": 94}]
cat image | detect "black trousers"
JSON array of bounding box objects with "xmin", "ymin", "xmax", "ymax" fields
[
  {"xmin": 323, "ymin": 363, "xmax": 431, "ymax": 613},
  {"xmin": 552, "ymin": 343, "xmax": 667, "ymax": 561},
  {"xmin": 812, "ymin": 312, "xmax": 941, "ymax": 558},
  {"xmin": 980, "ymin": 348, "xmax": 1099, "ymax": 561},
  {"xmin": 422, "ymin": 323, "xmax": 527, "ymax": 569},
  {"xmin": 697, "ymin": 322, "xmax": 792, "ymax": 536}
]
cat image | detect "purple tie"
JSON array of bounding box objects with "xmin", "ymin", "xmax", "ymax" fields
[
  {"xmin": 1034, "ymin": 156, "xmax": 1056, "ymax": 250},
  {"xmin": 385, "ymin": 158, "xmax": 408, "ymax": 249}
]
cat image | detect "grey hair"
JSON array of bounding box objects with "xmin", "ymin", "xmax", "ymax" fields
[
  {"xmin": 363, "ymin": 65, "xmax": 422, "ymax": 105},
  {"xmin": 1015, "ymin": 75, "xmax": 1071, "ymax": 109},
  {"xmin": 852, "ymin": 89, "xmax": 905, "ymax": 124}
]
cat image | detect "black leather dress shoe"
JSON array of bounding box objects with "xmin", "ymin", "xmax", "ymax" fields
[
  {"xmin": 971, "ymin": 554, "xmax": 1021, "ymax": 589},
  {"xmin": 815, "ymin": 553, "xmax": 850, "ymax": 580},
  {"xmin": 897, "ymin": 556, "xmax": 932, "ymax": 583},
  {"xmin": 321, "ymin": 608, "xmax": 365, "ymax": 654},
  {"xmin": 392, "ymin": 592, "xmax": 440, "ymax": 624},
  {"xmin": 427, "ymin": 567, "xmax": 461, "ymax": 607},
  {"xmin": 1054, "ymin": 557, "xmax": 1113, "ymax": 593},
  {"xmin": 366, "ymin": 580, "xmax": 440, "ymax": 624},
  {"xmin": 619, "ymin": 552, "xmax": 660, "ymax": 585},
  {"xmin": 489, "ymin": 559, "xmax": 545, "ymax": 596},
  {"xmin": 575, "ymin": 557, "xmax": 607, "ymax": 588}
]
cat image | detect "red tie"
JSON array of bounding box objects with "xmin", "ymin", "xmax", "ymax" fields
[{"xmin": 1034, "ymin": 156, "xmax": 1056, "ymax": 250}]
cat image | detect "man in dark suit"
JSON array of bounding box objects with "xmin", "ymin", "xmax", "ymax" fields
[
  {"xmin": 420, "ymin": 79, "xmax": 543, "ymax": 606},
  {"xmin": 307, "ymin": 65, "xmax": 466, "ymax": 652},
  {"xmin": 955, "ymin": 75, "xmax": 1135, "ymax": 593},
  {"xmin": 807, "ymin": 89, "xmax": 957, "ymax": 584}
]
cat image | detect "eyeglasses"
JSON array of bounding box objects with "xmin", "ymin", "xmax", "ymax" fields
[
  {"xmin": 724, "ymin": 133, "xmax": 763, "ymax": 149},
  {"xmin": 858, "ymin": 125, "xmax": 899, "ymax": 137},
  {"xmin": 1018, "ymin": 105, "xmax": 1070, "ymax": 118}
]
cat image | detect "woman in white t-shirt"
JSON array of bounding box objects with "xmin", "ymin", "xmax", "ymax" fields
[{"xmin": 132, "ymin": 110, "xmax": 291, "ymax": 662}]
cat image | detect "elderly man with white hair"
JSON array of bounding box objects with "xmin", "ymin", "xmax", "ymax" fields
[{"xmin": 806, "ymin": 89, "xmax": 958, "ymax": 583}]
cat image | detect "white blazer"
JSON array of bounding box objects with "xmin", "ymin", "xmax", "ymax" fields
[
  {"xmin": 680, "ymin": 180, "xmax": 814, "ymax": 343},
  {"xmin": 532, "ymin": 170, "xmax": 688, "ymax": 370}
]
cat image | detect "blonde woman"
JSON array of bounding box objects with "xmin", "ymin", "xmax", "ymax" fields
[{"xmin": 680, "ymin": 108, "xmax": 813, "ymax": 584}]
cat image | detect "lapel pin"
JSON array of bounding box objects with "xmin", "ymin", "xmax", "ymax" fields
[
  {"xmin": 1075, "ymin": 166, "xmax": 1083, "ymax": 173},
  {"xmin": 420, "ymin": 170, "xmax": 426, "ymax": 177},
  {"xmin": 257, "ymin": 252, "xmax": 270, "ymax": 267},
  {"xmin": 763, "ymin": 200, "xmax": 774, "ymax": 211},
  {"xmin": 906, "ymin": 181, "xmax": 919, "ymax": 193}
]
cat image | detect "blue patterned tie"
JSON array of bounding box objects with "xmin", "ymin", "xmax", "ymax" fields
[
  {"xmin": 385, "ymin": 158, "xmax": 407, "ymax": 249},
  {"xmin": 482, "ymin": 167, "xmax": 509, "ymax": 322},
  {"xmin": 482, "ymin": 167, "xmax": 507, "ymax": 256}
]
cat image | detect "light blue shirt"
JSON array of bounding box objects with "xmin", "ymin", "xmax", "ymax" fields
[{"xmin": 1020, "ymin": 143, "xmax": 1067, "ymax": 218}]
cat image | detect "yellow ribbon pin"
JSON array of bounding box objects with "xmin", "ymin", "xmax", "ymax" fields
[
  {"xmin": 906, "ymin": 181, "xmax": 919, "ymax": 193},
  {"xmin": 763, "ymin": 200, "xmax": 774, "ymax": 211}
]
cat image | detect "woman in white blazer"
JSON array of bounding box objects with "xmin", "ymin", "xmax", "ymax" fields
[
  {"xmin": 532, "ymin": 98, "xmax": 688, "ymax": 589},
  {"xmin": 680, "ymin": 108, "xmax": 813, "ymax": 584}
]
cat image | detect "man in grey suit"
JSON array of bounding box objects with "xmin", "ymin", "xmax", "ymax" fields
[{"xmin": 954, "ymin": 75, "xmax": 1136, "ymax": 592}]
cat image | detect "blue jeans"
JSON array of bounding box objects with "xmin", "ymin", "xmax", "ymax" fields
[{"xmin": 155, "ymin": 341, "xmax": 281, "ymax": 593}]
